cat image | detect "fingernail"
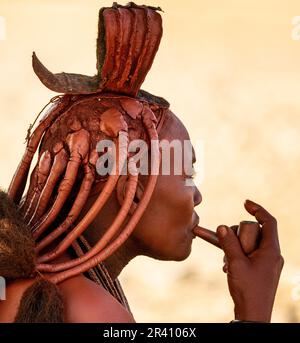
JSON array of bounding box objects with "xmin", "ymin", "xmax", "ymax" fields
[
  {"xmin": 245, "ymin": 199, "xmax": 259, "ymax": 208},
  {"xmin": 245, "ymin": 199, "xmax": 257, "ymax": 204},
  {"xmin": 217, "ymin": 225, "xmax": 228, "ymax": 237}
]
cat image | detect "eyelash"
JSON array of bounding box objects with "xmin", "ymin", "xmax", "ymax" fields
[{"xmin": 186, "ymin": 171, "xmax": 197, "ymax": 179}]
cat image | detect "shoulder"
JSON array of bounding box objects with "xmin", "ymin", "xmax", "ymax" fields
[
  {"xmin": 59, "ymin": 274, "xmax": 135, "ymax": 323},
  {"xmin": 0, "ymin": 275, "xmax": 135, "ymax": 323},
  {"xmin": 0, "ymin": 278, "xmax": 35, "ymax": 322}
]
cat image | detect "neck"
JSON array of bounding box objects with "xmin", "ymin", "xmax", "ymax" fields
[
  {"xmin": 102, "ymin": 240, "xmax": 139, "ymax": 280},
  {"xmin": 41, "ymin": 233, "xmax": 139, "ymax": 281}
]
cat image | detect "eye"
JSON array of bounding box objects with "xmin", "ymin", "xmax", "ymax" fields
[
  {"xmin": 185, "ymin": 168, "xmax": 197, "ymax": 179},
  {"xmin": 189, "ymin": 171, "xmax": 197, "ymax": 179},
  {"xmin": 184, "ymin": 169, "xmax": 197, "ymax": 187},
  {"xmin": 191, "ymin": 171, "xmax": 197, "ymax": 179}
]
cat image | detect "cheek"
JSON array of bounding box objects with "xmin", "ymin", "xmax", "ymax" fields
[
  {"xmin": 160, "ymin": 179, "xmax": 195, "ymax": 229},
  {"xmin": 132, "ymin": 177, "xmax": 195, "ymax": 252}
]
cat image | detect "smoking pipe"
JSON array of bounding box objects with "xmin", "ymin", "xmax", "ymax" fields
[{"xmin": 193, "ymin": 221, "xmax": 261, "ymax": 254}]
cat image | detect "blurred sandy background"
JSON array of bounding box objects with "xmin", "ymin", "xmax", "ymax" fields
[{"xmin": 1, "ymin": 0, "xmax": 300, "ymax": 322}]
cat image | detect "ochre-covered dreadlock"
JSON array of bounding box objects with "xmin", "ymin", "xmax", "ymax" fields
[{"xmin": 1, "ymin": 3, "xmax": 170, "ymax": 322}]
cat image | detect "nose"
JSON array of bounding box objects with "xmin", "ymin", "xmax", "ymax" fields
[{"xmin": 193, "ymin": 186, "xmax": 202, "ymax": 207}]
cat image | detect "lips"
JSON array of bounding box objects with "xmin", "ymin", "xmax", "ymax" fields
[
  {"xmin": 191, "ymin": 214, "xmax": 200, "ymax": 238},
  {"xmin": 192, "ymin": 214, "xmax": 200, "ymax": 229}
]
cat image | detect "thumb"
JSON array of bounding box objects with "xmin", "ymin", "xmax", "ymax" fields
[{"xmin": 217, "ymin": 225, "xmax": 246, "ymax": 262}]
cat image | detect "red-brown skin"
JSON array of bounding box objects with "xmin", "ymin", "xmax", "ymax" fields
[
  {"xmin": 0, "ymin": 269, "xmax": 135, "ymax": 323},
  {"xmin": 216, "ymin": 200, "xmax": 284, "ymax": 322},
  {"xmin": 0, "ymin": 111, "xmax": 283, "ymax": 323}
]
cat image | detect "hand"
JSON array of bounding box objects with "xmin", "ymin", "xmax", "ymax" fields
[{"xmin": 217, "ymin": 200, "xmax": 284, "ymax": 322}]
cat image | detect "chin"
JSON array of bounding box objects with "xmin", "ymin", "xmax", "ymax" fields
[
  {"xmin": 173, "ymin": 235, "xmax": 194, "ymax": 261},
  {"xmin": 142, "ymin": 236, "xmax": 194, "ymax": 261},
  {"xmin": 172, "ymin": 246, "xmax": 192, "ymax": 261},
  {"xmin": 156, "ymin": 242, "xmax": 193, "ymax": 262}
]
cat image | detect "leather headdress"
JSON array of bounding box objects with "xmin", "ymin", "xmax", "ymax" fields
[{"xmin": 32, "ymin": 2, "xmax": 163, "ymax": 97}]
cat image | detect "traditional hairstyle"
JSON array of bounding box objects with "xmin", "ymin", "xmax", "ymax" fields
[{"xmin": 1, "ymin": 3, "xmax": 170, "ymax": 322}]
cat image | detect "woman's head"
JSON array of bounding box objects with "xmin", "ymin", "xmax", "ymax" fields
[{"xmin": 8, "ymin": 92, "xmax": 201, "ymax": 283}]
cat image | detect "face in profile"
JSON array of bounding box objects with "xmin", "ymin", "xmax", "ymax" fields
[
  {"xmin": 85, "ymin": 109, "xmax": 202, "ymax": 263},
  {"xmin": 130, "ymin": 110, "xmax": 202, "ymax": 261}
]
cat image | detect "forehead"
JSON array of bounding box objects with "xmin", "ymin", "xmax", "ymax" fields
[
  {"xmin": 159, "ymin": 110, "xmax": 190, "ymax": 141},
  {"xmin": 159, "ymin": 110, "xmax": 195, "ymax": 161}
]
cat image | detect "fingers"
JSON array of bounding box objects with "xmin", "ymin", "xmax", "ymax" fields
[
  {"xmin": 238, "ymin": 221, "xmax": 261, "ymax": 254},
  {"xmin": 223, "ymin": 254, "xmax": 228, "ymax": 273},
  {"xmin": 230, "ymin": 225, "xmax": 238, "ymax": 234},
  {"xmin": 244, "ymin": 199, "xmax": 280, "ymax": 252},
  {"xmin": 217, "ymin": 225, "xmax": 246, "ymax": 263},
  {"xmin": 221, "ymin": 226, "xmax": 238, "ymax": 273}
]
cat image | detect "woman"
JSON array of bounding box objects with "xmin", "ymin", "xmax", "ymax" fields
[{"xmin": 0, "ymin": 3, "xmax": 283, "ymax": 323}]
